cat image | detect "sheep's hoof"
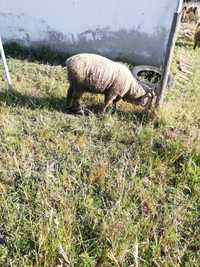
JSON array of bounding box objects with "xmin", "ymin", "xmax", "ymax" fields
[
  {"xmin": 111, "ymin": 106, "xmax": 117, "ymax": 114},
  {"xmin": 66, "ymin": 106, "xmax": 85, "ymax": 115},
  {"xmin": 83, "ymin": 108, "xmax": 93, "ymax": 116}
]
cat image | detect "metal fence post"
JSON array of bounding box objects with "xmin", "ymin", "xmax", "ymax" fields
[{"xmin": 156, "ymin": 0, "xmax": 183, "ymax": 106}]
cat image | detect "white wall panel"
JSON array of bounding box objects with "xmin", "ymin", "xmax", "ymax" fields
[{"xmin": 0, "ymin": 0, "xmax": 180, "ymax": 65}]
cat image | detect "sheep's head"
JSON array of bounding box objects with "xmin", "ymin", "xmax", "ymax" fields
[
  {"xmin": 133, "ymin": 92, "xmax": 155, "ymax": 108},
  {"xmin": 123, "ymin": 82, "xmax": 157, "ymax": 109}
]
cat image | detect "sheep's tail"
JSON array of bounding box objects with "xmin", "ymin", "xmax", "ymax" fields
[{"xmin": 66, "ymin": 57, "xmax": 72, "ymax": 65}]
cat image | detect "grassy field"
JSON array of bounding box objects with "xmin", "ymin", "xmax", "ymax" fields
[{"xmin": 0, "ymin": 37, "xmax": 200, "ymax": 267}]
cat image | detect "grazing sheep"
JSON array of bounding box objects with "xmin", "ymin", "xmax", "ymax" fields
[
  {"xmin": 181, "ymin": 6, "xmax": 198, "ymax": 24},
  {"xmin": 194, "ymin": 22, "xmax": 200, "ymax": 50},
  {"xmin": 181, "ymin": 6, "xmax": 188, "ymax": 23},
  {"xmin": 188, "ymin": 7, "xmax": 198, "ymax": 24},
  {"xmin": 65, "ymin": 53, "xmax": 155, "ymax": 114}
]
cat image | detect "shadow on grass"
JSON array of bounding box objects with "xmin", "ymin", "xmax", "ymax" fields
[
  {"xmin": 0, "ymin": 89, "xmax": 153, "ymax": 124},
  {"xmin": 0, "ymin": 90, "xmax": 67, "ymax": 112}
]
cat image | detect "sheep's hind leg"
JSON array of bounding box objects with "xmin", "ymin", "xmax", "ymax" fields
[
  {"xmin": 66, "ymin": 84, "xmax": 74, "ymax": 108},
  {"xmin": 66, "ymin": 84, "xmax": 84, "ymax": 114},
  {"xmin": 72, "ymin": 89, "xmax": 84, "ymax": 114}
]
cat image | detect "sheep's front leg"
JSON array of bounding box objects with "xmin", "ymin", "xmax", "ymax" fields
[
  {"xmin": 100, "ymin": 93, "xmax": 118, "ymax": 113},
  {"xmin": 112, "ymin": 96, "xmax": 121, "ymax": 113}
]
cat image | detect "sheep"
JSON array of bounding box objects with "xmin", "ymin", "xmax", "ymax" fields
[
  {"xmin": 181, "ymin": 6, "xmax": 198, "ymax": 24},
  {"xmin": 194, "ymin": 22, "xmax": 200, "ymax": 50},
  {"xmin": 187, "ymin": 7, "xmax": 198, "ymax": 24},
  {"xmin": 65, "ymin": 53, "xmax": 155, "ymax": 114},
  {"xmin": 181, "ymin": 6, "xmax": 188, "ymax": 23}
]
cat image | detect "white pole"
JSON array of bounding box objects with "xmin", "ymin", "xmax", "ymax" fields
[{"xmin": 0, "ymin": 36, "xmax": 12, "ymax": 90}]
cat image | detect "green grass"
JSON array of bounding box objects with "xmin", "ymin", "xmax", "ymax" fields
[{"xmin": 0, "ymin": 37, "xmax": 200, "ymax": 267}]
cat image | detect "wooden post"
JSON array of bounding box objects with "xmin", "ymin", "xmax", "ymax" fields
[
  {"xmin": 156, "ymin": 0, "xmax": 183, "ymax": 106},
  {"xmin": 0, "ymin": 36, "xmax": 12, "ymax": 90}
]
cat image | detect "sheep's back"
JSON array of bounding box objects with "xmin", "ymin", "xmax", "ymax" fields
[{"xmin": 66, "ymin": 54, "xmax": 133, "ymax": 95}]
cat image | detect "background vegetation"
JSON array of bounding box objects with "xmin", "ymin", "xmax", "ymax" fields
[{"xmin": 0, "ymin": 36, "xmax": 199, "ymax": 266}]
